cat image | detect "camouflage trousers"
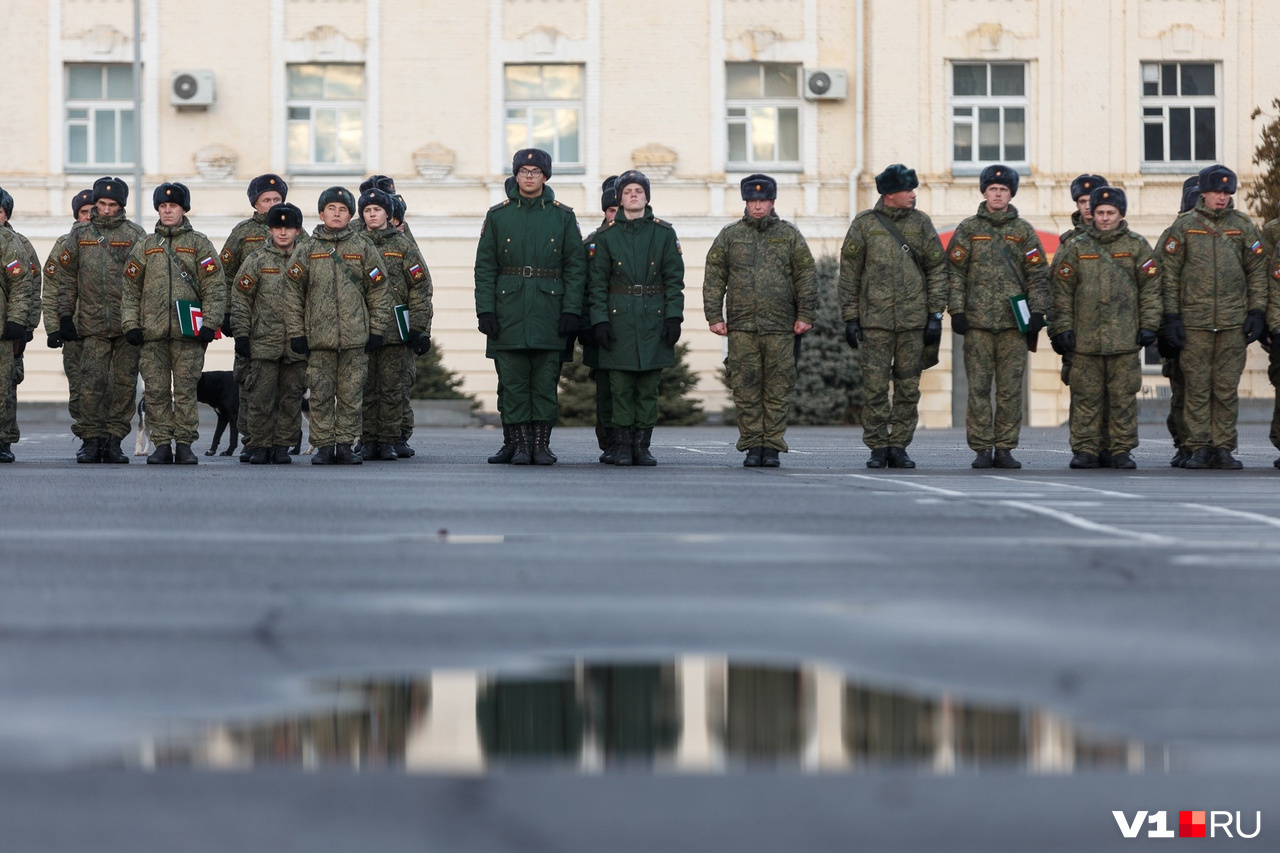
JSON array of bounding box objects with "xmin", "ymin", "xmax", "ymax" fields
[
  {"xmin": 233, "ymin": 351, "xmax": 250, "ymax": 443},
  {"xmin": 860, "ymin": 328, "xmax": 924, "ymax": 451},
  {"xmin": 307, "ymin": 348, "xmax": 368, "ymax": 447},
  {"xmin": 401, "ymin": 352, "xmax": 416, "ymax": 440},
  {"xmin": 139, "ymin": 338, "xmax": 205, "ymax": 445},
  {"xmin": 1161, "ymin": 355, "xmax": 1187, "ymax": 448},
  {"xmin": 962, "ymin": 328, "xmax": 1026, "ymax": 451},
  {"xmin": 609, "ymin": 368, "xmax": 661, "ymax": 429},
  {"xmin": 243, "ymin": 357, "xmax": 306, "ymax": 449},
  {"xmin": 726, "ymin": 331, "xmax": 795, "ymax": 452},
  {"xmin": 1063, "ymin": 350, "xmax": 1111, "ymax": 450},
  {"xmin": 1069, "ymin": 352, "xmax": 1141, "ymax": 455},
  {"xmin": 362, "ymin": 343, "xmax": 409, "ymax": 444},
  {"xmin": 1268, "ymin": 344, "xmax": 1280, "ymax": 452},
  {"xmin": 1, "ymin": 346, "xmax": 18, "ymax": 443},
  {"xmin": 494, "ymin": 349, "xmax": 559, "ymax": 424},
  {"xmin": 1181, "ymin": 329, "xmax": 1246, "ymax": 451},
  {"xmin": 79, "ymin": 335, "xmax": 140, "ymax": 441},
  {"xmin": 0, "ymin": 345, "xmax": 13, "ymax": 443},
  {"xmin": 63, "ymin": 339, "xmax": 84, "ymax": 438},
  {"xmin": 589, "ymin": 367, "xmax": 613, "ymax": 449}
]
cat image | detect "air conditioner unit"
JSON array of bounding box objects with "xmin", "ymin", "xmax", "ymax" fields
[
  {"xmin": 804, "ymin": 69, "xmax": 847, "ymax": 100},
  {"xmin": 171, "ymin": 70, "xmax": 215, "ymax": 107}
]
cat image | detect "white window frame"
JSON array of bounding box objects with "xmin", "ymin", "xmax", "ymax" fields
[
  {"xmin": 286, "ymin": 63, "xmax": 366, "ymax": 172},
  {"xmin": 1140, "ymin": 61, "xmax": 1220, "ymax": 172},
  {"xmin": 725, "ymin": 62, "xmax": 803, "ymax": 172},
  {"xmin": 950, "ymin": 62, "xmax": 1029, "ymax": 176},
  {"xmin": 65, "ymin": 64, "xmax": 136, "ymax": 172},
  {"xmin": 503, "ymin": 64, "xmax": 585, "ymax": 174}
]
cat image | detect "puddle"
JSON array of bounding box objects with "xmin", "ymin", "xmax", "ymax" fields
[{"xmin": 130, "ymin": 657, "xmax": 1165, "ymax": 774}]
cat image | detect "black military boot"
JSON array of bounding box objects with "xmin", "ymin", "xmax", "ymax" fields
[
  {"xmin": 248, "ymin": 446, "xmax": 270, "ymax": 465},
  {"xmin": 146, "ymin": 442, "xmax": 173, "ymax": 465},
  {"xmin": 270, "ymin": 445, "xmax": 292, "ymax": 464},
  {"xmin": 0, "ymin": 442, "xmax": 14, "ymax": 463},
  {"xmin": 1182, "ymin": 448, "xmax": 1212, "ymax": 469},
  {"xmin": 377, "ymin": 441, "xmax": 398, "ymax": 461},
  {"xmin": 632, "ymin": 427, "xmax": 657, "ymax": 466},
  {"xmin": 971, "ymin": 448, "xmax": 994, "ymax": 469},
  {"xmin": 1171, "ymin": 448, "xmax": 1190, "ymax": 467},
  {"xmin": 358, "ymin": 441, "xmax": 378, "ymax": 461},
  {"xmin": 599, "ymin": 429, "xmax": 618, "ymax": 464},
  {"xmin": 613, "ymin": 427, "xmax": 634, "ymax": 467},
  {"xmin": 100, "ymin": 436, "xmax": 129, "ymax": 464},
  {"xmin": 761, "ymin": 448, "xmax": 780, "ymax": 468},
  {"xmin": 335, "ymin": 443, "xmax": 362, "ymax": 464},
  {"xmin": 76, "ymin": 437, "xmax": 101, "ymax": 463},
  {"xmin": 544, "ymin": 424, "xmax": 558, "ymax": 463},
  {"xmin": 395, "ymin": 433, "xmax": 415, "ymax": 458},
  {"xmin": 1069, "ymin": 451, "xmax": 1100, "ymax": 469},
  {"xmin": 887, "ymin": 447, "xmax": 915, "ymax": 469},
  {"xmin": 531, "ymin": 421, "xmax": 556, "ymax": 465},
  {"xmin": 866, "ymin": 448, "xmax": 888, "ymax": 469},
  {"xmin": 174, "ymin": 443, "xmax": 198, "ymax": 465},
  {"xmin": 487, "ymin": 425, "xmax": 516, "ymax": 464},
  {"xmin": 1273, "ymin": 455, "xmax": 1280, "ymax": 470},
  {"xmin": 311, "ymin": 444, "xmax": 336, "ymax": 465},
  {"xmin": 1097, "ymin": 450, "xmax": 1114, "ymax": 468},
  {"xmin": 743, "ymin": 447, "xmax": 764, "ymax": 467},
  {"xmin": 239, "ymin": 446, "xmax": 251, "ymax": 463},
  {"xmin": 510, "ymin": 424, "xmax": 533, "ymax": 466},
  {"xmin": 993, "ymin": 448, "xmax": 1022, "ymax": 469},
  {"xmin": 1211, "ymin": 448, "xmax": 1243, "ymax": 470},
  {"xmin": 595, "ymin": 424, "xmax": 608, "ymax": 452},
  {"xmin": 1110, "ymin": 452, "xmax": 1136, "ymax": 470}
]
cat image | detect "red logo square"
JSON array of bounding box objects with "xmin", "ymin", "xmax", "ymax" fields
[{"xmin": 1179, "ymin": 811, "xmax": 1206, "ymax": 838}]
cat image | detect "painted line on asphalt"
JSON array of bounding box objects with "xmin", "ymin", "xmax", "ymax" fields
[
  {"xmin": 1182, "ymin": 503, "xmax": 1280, "ymax": 530},
  {"xmin": 844, "ymin": 474, "xmax": 967, "ymax": 497},
  {"xmin": 673, "ymin": 446, "xmax": 728, "ymax": 455},
  {"xmin": 982, "ymin": 475, "xmax": 1144, "ymax": 499},
  {"xmin": 998, "ymin": 500, "xmax": 1178, "ymax": 544}
]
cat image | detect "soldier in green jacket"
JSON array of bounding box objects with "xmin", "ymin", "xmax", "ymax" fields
[
  {"xmin": 42, "ymin": 189, "xmax": 95, "ymax": 445},
  {"xmin": 1260, "ymin": 202, "xmax": 1280, "ymax": 468},
  {"xmin": 0, "ymin": 189, "xmax": 42, "ymax": 454},
  {"xmin": 285, "ymin": 186, "xmax": 392, "ymax": 465},
  {"xmin": 229, "ymin": 203, "xmax": 308, "ymax": 465},
  {"xmin": 706, "ymin": 173, "xmax": 816, "ymax": 468},
  {"xmin": 1160, "ymin": 165, "xmax": 1267, "ymax": 469},
  {"xmin": 0, "ymin": 224, "xmax": 37, "ymax": 462},
  {"xmin": 57, "ymin": 177, "xmax": 148, "ymax": 463},
  {"xmin": 474, "ymin": 149, "xmax": 586, "ymax": 465},
  {"xmin": 1051, "ymin": 187, "xmax": 1162, "ymax": 469},
  {"xmin": 122, "ymin": 182, "xmax": 225, "ymax": 465},
  {"xmin": 582, "ymin": 176, "xmax": 620, "ymax": 462},
  {"xmin": 946, "ymin": 165, "xmax": 1050, "ymax": 469},
  {"xmin": 838, "ymin": 164, "xmax": 945, "ymax": 469},
  {"xmin": 1155, "ymin": 176, "xmax": 1202, "ymax": 467},
  {"xmin": 390, "ymin": 192, "xmax": 421, "ymax": 457},
  {"xmin": 588, "ymin": 170, "xmax": 684, "ymax": 466}
]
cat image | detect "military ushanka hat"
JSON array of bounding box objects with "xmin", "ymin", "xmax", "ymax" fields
[
  {"xmin": 391, "ymin": 193, "xmax": 407, "ymax": 223},
  {"xmin": 71, "ymin": 189, "xmax": 95, "ymax": 217},
  {"xmin": 601, "ymin": 176, "xmax": 620, "ymax": 211},
  {"xmin": 874, "ymin": 164, "xmax": 918, "ymax": 196},
  {"xmin": 92, "ymin": 176, "xmax": 128, "ymax": 207},
  {"xmin": 741, "ymin": 173, "xmax": 778, "ymax": 201},
  {"xmin": 359, "ymin": 174, "xmax": 395, "ymax": 194},
  {"xmin": 1180, "ymin": 176, "xmax": 1201, "ymax": 213},
  {"xmin": 1198, "ymin": 164, "xmax": 1237, "ymax": 194},
  {"xmin": 317, "ymin": 186, "xmax": 356, "ymax": 214},
  {"xmin": 1070, "ymin": 174, "xmax": 1107, "ymax": 201},
  {"xmin": 265, "ymin": 203, "xmax": 303, "ymax": 230},
  {"xmin": 512, "ymin": 148, "xmax": 553, "ymax": 179},
  {"xmin": 247, "ymin": 174, "xmax": 288, "ymax": 206},
  {"xmin": 0, "ymin": 188, "xmax": 12, "ymax": 219},
  {"xmin": 1089, "ymin": 186, "xmax": 1126, "ymax": 218},
  {"xmin": 358, "ymin": 188, "xmax": 395, "ymax": 217},
  {"xmin": 153, "ymin": 182, "xmax": 191, "ymax": 212},
  {"xmin": 980, "ymin": 164, "xmax": 1019, "ymax": 196},
  {"xmin": 615, "ymin": 170, "xmax": 650, "ymax": 201}
]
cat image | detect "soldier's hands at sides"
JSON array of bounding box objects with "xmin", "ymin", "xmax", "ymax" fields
[
  {"xmin": 365, "ymin": 333, "xmax": 384, "ymax": 353},
  {"xmin": 558, "ymin": 313, "xmax": 580, "ymax": 338},
  {"xmin": 709, "ymin": 322, "xmax": 728, "ymax": 337},
  {"xmin": 1027, "ymin": 312, "xmax": 1045, "ymax": 336},
  {"xmin": 577, "ymin": 326, "xmax": 595, "ymax": 347},
  {"xmin": 0, "ymin": 321, "xmax": 25, "ymax": 341},
  {"xmin": 290, "ymin": 336, "xmax": 310, "ymax": 355},
  {"xmin": 16, "ymin": 337, "xmax": 26, "ymax": 356},
  {"xmin": 1053, "ymin": 330, "xmax": 1076, "ymax": 354},
  {"xmin": 794, "ymin": 321, "xmax": 813, "ymax": 335},
  {"xmin": 409, "ymin": 329, "xmax": 431, "ymax": 355},
  {"xmin": 1242, "ymin": 309, "xmax": 1266, "ymax": 344},
  {"xmin": 923, "ymin": 315, "xmax": 943, "ymax": 345},
  {"xmin": 477, "ymin": 312, "xmax": 499, "ymax": 338},
  {"xmin": 219, "ymin": 313, "xmax": 233, "ymax": 337},
  {"xmin": 661, "ymin": 317, "xmax": 682, "ymax": 346},
  {"xmin": 843, "ymin": 320, "xmax": 863, "ymax": 349},
  {"xmin": 196, "ymin": 324, "xmax": 217, "ymax": 344},
  {"xmin": 1263, "ymin": 330, "xmax": 1277, "ymax": 354},
  {"xmin": 234, "ymin": 337, "xmax": 251, "ymax": 358},
  {"xmin": 1161, "ymin": 314, "xmax": 1186, "ymax": 350},
  {"xmin": 124, "ymin": 328, "xmax": 144, "ymax": 346},
  {"xmin": 46, "ymin": 332, "xmax": 63, "ymax": 349},
  {"xmin": 1136, "ymin": 329, "xmax": 1158, "ymax": 348},
  {"xmin": 950, "ymin": 313, "xmax": 968, "ymax": 336},
  {"xmin": 59, "ymin": 316, "xmax": 79, "ymax": 342},
  {"xmin": 593, "ymin": 322, "xmax": 617, "ymax": 351}
]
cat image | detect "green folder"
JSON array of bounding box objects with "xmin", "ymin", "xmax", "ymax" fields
[
  {"xmin": 176, "ymin": 299, "xmax": 203, "ymax": 338},
  {"xmin": 393, "ymin": 304, "xmax": 410, "ymax": 341},
  {"xmin": 1009, "ymin": 293, "xmax": 1030, "ymax": 333}
]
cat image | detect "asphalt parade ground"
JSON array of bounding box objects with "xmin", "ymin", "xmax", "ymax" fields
[{"xmin": 1, "ymin": 417, "xmax": 1278, "ymax": 851}]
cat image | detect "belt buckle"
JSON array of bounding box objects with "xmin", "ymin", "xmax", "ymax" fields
[
  {"xmin": 630, "ymin": 284, "xmax": 645, "ymax": 295},
  {"xmin": 522, "ymin": 265, "xmax": 534, "ymax": 278}
]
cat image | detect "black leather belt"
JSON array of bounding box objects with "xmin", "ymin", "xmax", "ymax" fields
[
  {"xmin": 500, "ymin": 265, "xmax": 561, "ymax": 279},
  {"xmin": 609, "ymin": 284, "xmax": 662, "ymax": 295}
]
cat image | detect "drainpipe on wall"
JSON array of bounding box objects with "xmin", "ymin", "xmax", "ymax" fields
[
  {"xmin": 132, "ymin": 0, "xmax": 143, "ymax": 225},
  {"xmin": 846, "ymin": 0, "xmax": 865, "ymax": 219}
]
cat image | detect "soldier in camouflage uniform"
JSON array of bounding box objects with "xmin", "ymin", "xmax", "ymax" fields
[
  {"xmin": 1155, "ymin": 176, "xmax": 1202, "ymax": 467},
  {"xmin": 1051, "ymin": 187, "xmax": 1162, "ymax": 469},
  {"xmin": 946, "ymin": 165, "xmax": 1050, "ymax": 469},
  {"xmin": 57, "ymin": 177, "xmax": 148, "ymax": 463},
  {"xmin": 221, "ymin": 173, "xmax": 287, "ymax": 461},
  {"xmin": 1160, "ymin": 164, "xmax": 1267, "ymax": 470},
  {"xmin": 122, "ymin": 182, "xmax": 225, "ymax": 465},
  {"xmin": 42, "ymin": 189, "xmax": 94, "ymax": 444},
  {"xmin": 0, "ymin": 223, "xmax": 37, "ymax": 462},
  {"xmin": 284, "ymin": 186, "xmax": 391, "ymax": 465},
  {"xmin": 581, "ymin": 176, "xmax": 620, "ymax": 461},
  {"xmin": 1260, "ymin": 202, "xmax": 1280, "ymax": 467},
  {"xmin": 0, "ymin": 189, "xmax": 42, "ymax": 453},
  {"xmin": 390, "ymin": 193, "xmax": 421, "ymax": 457},
  {"xmin": 837, "ymin": 164, "xmax": 945, "ymax": 469}
]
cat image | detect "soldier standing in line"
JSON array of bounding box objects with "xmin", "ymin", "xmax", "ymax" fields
[
  {"xmin": 705, "ymin": 173, "xmax": 816, "ymax": 468},
  {"xmin": 1050, "ymin": 186, "xmax": 1162, "ymax": 469},
  {"xmin": 0, "ymin": 222, "xmax": 37, "ymax": 463},
  {"xmin": 1259, "ymin": 201, "xmax": 1280, "ymax": 468},
  {"xmin": 1159, "ymin": 164, "xmax": 1267, "ymax": 470},
  {"xmin": 582, "ymin": 176, "xmax": 620, "ymax": 462},
  {"xmin": 57, "ymin": 177, "xmax": 148, "ymax": 464},
  {"xmin": 220, "ymin": 173, "xmax": 287, "ymax": 461},
  {"xmin": 836, "ymin": 164, "xmax": 944, "ymax": 469},
  {"xmin": 229, "ymin": 203, "xmax": 308, "ymax": 465},
  {"xmin": 0, "ymin": 189, "xmax": 42, "ymax": 455},
  {"xmin": 284, "ymin": 187, "xmax": 391, "ymax": 465},
  {"xmin": 474, "ymin": 149, "xmax": 586, "ymax": 465},
  {"xmin": 391, "ymin": 192, "xmax": 421, "ymax": 458},
  {"xmin": 42, "ymin": 189, "xmax": 95, "ymax": 444},
  {"xmin": 122, "ymin": 182, "xmax": 224, "ymax": 465},
  {"xmin": 588, "ymin": 170, "xmax": 684, "ymax": 467},
  {"xmin": 946, "ymin": 165, "xmax": 1050, "ymax": 469},
  {"xmin": 1155, "ymin": 176, "xmax": 1202, "ymax": 467}
]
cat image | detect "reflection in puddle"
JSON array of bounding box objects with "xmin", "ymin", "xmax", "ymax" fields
[{"xmin": 137, "ymin": 658, "xmax": 1164, "ymax": 774}]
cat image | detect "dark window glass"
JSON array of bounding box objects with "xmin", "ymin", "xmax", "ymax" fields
[
  {"xmin": 953, "ymin": 65, "xmax": 986, "ymax": 96},
  {"xmin": 1144, "ymin": 123, "xmax": 1163, "ymax": 161},
  {"xmin": 1169, "ymin": 108, "xmax": 1191, "ymax": 160},
  {"xmin": 1181, "ymin": 63, "xmax": 1214, "ymax": 97},
  {"xmin": 1194, "ymin": 107, "xmax": 1216, "ymax": 160},
  {"xmin": 991, "ymin": 64, "xmax": 1024, "ymax": 96},
  {"xmin": 1143, "ymin": 107, "xmax": 1162, "ymax": 117},
  {"xmin": 1161, "ymin": 63, "xmax": 1177, "ymax": 96}
]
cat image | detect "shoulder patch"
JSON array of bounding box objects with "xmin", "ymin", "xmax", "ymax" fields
[
  {"xmin": 653, "ymin": 218, "xmax": 674, "ymax": 230},
  {"xmin": 59, "ymin": 249, "xmax": 72, "ymax": 267},
  {"xmin": 369, "ymin": 267, "xmax": 385, "ymax": 285},
  {"xmin": 237, "ymin": 274, "xmax": 255, "ymax": 291},
  {"xmin": 1024, "ymin": 246, "xmax": 1042, "ymax": 264},
  {"xmin": 44, "ymin": 260, "xmax": 58, "ymax": 276},
  {"xmin": 1251, "ymin": 240, "xmax": 1264, "ymax": 255},
  {"xmin": 1142, "ymin": 258, "xmax": 1159, "ymax": 277},
  {"xmin": 488, "ymin": 200, "xmax": 510, "ymax": 213},
  {"xmin": 1272, "ymin": 261, "xmax": 1280, "ymax": 281},
  {"xmin": 553, "ymin": 200, "xmax": 574, "ymax": 213},
  {"xmin": 587, "ymin": 243, "xmax": 596, "ymax": 259},
  {"xmin": 200, "ymin": 256, "xmax": 218, "ymax": 273},
  {"xmin": 675, "ymin": 239, "xmax": 682, "ymax": 255},
  {"xmin": 408, "ymin": 263, "xmax": 426, "ymax": 282},
  {"xmin": 1056, "ymin": 262, "xmax": 1075, "ymax": 280},
  {"xmin": 287, "ymin": 263, "xmax": 305, "ymax": 280},
  {"xmin": 124, "ymin": 260, "xmax": 141, "ymax": 280},
  {"xmin": 5, "ymin": 259, "xmax": 22, "ymax": 278},
  {"xmin": 1164, "ymin": 237, "xmax": 1181, "ymax": 254},
  {"xmin": 949, "ymin": 245, "xmax": 968, "ymax": 262},
  {"xmin": 220, "ymin": 248, "xmax": 234, "ymax": 263}
]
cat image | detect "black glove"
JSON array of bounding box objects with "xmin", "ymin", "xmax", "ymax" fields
[
  {"xmin": 843, "ymin": 319, "xmax": 863, "ymax": 350},
  {"xmin": 558, "ymin": 313, "xmax": 580, "ymax": 338},
  {"xmin": 477, "ymin": 312, "xmax": 499, "ymax": 338},
  {"xmin": 923, "ymin": 315, "xmax": 943, "ymax": 346},
  {"xmin": 1050, "ymin": 332, "xmax": 1067, "ymax": 356},
  {"xmin": 1, "ymin": 321, "xmax": 25, "ymax": 341},
  {"xmin": 365, "ymin": 333, "xmax": 384, "ymax": 353},
  {"xmin": 577, "ymin": 326, "xmax": 595, "ymax": 348},
  {"xmin": 16, "ymin": 337, "xmax": 26, "ymax": 356},
  {"xmin": 220, "ymin": 313, "xmax": 233, "ymax": 337},
  {"xmin": 1161, "ymin": 313, "xmax": 1186, "ymax": 351},
  {"xmin": 46, "ymin": 332, "xmax": 63, "ymax": 349},
  {"xmin": 593, "ymin": 322, "xmax": 617, "ymax": 351},
  {"xmin": 1055, "ymin": 330, "xmax": 1076, "ymax": 354},
  {"xmin": 196, "ymin": 324, "xmax": 217, "ymax": 344},
  {"xmin": 24, "ymin": 328, "xmax": 32, "ymax": 342},
  {"xmin": 410, "ymin": 331, "xmax": 431, "ymax": 356},
  {"xmin": 59, "ymin": 316, "xmax": 78, "ymax": 342},
  {"xmin": 234, "ymin": 337, "xmax": 250, "ymax": 358},
  {"xmin": 1243, "ymin": 309, "xmax": 1266, "ymax": 344},
  {"xmin": 1027, "ymin": 312, "xmax": 1045, "ymax": 336},
  {"xmin": 1137, "ymin": 328, "xmax": 1158, "ymax": 348},
  {"xmin": 1156, "ymin": 330, "xmax": 1178, "ymax": 360},
  {"xmin": 124, "ymin": 328, "xmax": 144, "ymax": 346},
  {"xmin": 290, "ymin": 336, "xmax": 309, "ymax": 355},
  {"xmin": 661, "ymin": 317, "xmax": 682, "ymax": 346},
  {"xmin": 951, "ymin": 313, "xmax": 968, "ymax": 336}
]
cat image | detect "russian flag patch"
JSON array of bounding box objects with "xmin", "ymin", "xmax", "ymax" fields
[
  {"xmin": 200, "ymin": 256, "xmax": 217, "ymax": 273},
  {"xmin": 5, "ymin": 259, "xmax": 21, "ymax": 277}
]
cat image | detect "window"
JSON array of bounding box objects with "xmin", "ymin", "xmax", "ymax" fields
[
  {"xmin": 951, "ymin": 62, "xmax": 1027, "ymax": 169},
  {"xmin": 504, "ymin": 65, "xmax": 583, "ymax": 171},
  {"xmin": 287, "ymin": 64, "xmax": 364, "ymax": 170},
  {"xmin": 726, "ymin": 62, "xmax": 801, "ymax": 169},
  {"xmin": 1141, "ymin": 62, "xmax": 1217, "ymax": 165},
  {"xmin": 65, "ymin": 64, "xmax": 135, "ymax": 170}
]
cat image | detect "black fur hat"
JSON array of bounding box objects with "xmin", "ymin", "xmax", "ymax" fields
[
  {"xmin": 0, "ymin": 189, "xmax": 12, "ymax": 219},
  {"xmin": 1070, "ymin": 174, "xmax": 1107, "ymax": 201},
  {"xmin": 1089, "ymin": 186, "xmax": 1126, "ymax": 218},
  {"xmin": 741, "ymin": 173, "xmax": 778, "ymax": 201},
  {"xmin": 1180, "ymin": 176, "xmax": 1201, "ymax": 213},
  {"xmin": 317, "ymin": 186, "xmax": 355, "ymax": 215},
  {"xmin": 359, "ymin": 174, "xmax": 395, "ymax": 194},
  {"xmin": 391, "ymin": 194, "xmax": 407, "ymax": 223},
  {"xmin": 153, "ymin": 182, "xmax": 191, "ymax": 212},
  {"xmin": 1198, "ymin": 164, "xmax": 1237, "ymax": 194},
  {"xmin": 265, "ymin": 203, "xmax": 303, "ymax": 230},
  {"xmin": 601, "ymin": 176, "xmax": 620, "ymax": 211},
  {"xmin": 979, "ymin": 164, "xmax": 1019, "ymax": 197},
  {"xmin": 615, "ymin": 170, "xmax": 650, "ymax": 202},
  {"xmin": 93, "ymin": 176, "xmax": 128, "ymax": 207},
  {"xmin": 71, "ymin": 189, "xmax": 95, "ymax": 216},
  {"xmin": 874, "ymin": 164, "xmax": 918, "ymax": 195},
  {"xmin": 247, "ymin": 174, "xmax": 288, "ymax": 206},
  {"xmin": 512, "ymin": 148, "xmax": 553, "ymax": 179},
  {"xmin": 358, "ymin": 188, "xmax": 395, "ymax": 218}
]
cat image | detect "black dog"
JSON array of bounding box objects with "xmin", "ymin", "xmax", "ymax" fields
[{"xmin": 197, "ymin": 370, "xmax": 240, "ymax": 456}]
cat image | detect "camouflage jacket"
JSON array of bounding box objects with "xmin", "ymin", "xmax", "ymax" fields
[
  {"xmin": 4, "ymin": 224, "xmax": 40, "ymax": 330},
  {"xmin": 1160, "ymin": 199, "xmax": 1266, "ymax": 330},
  {"xmin": 703, "ymin": 211, "xmax": 817, "ymax": 333},
  {"xmin": 0, "ymin": 227, "xmax": 36, "ymax": 331},
  {"xmin": 285, "ymin": 224, "xmax": 391, "ymax": 352},
  {"xmin": 1059, "ymin": 210, "xmax": 1087, "ymax": 244},
  {"xmin": 946, "ymin": 203, "xmax": 1050, "ymax": 331},
  {"xmin": 1266, "ymin": 217, "xmax": 1280, "ymax": 332},
  {"xmin": 838, "ymin": 200, "xmax": 946, "ymax": 331},
  {"xmin": 42, "ymin": 233, "xmax": 70, "ymax": 335},
  {"xmin": 363, "ymin": 226, "xmax": 433, "ymax": 341},
  {"xmin": 219, "ymin": 213, "xmax": 270, "ymax": 331},
  {"xmin": 1051, "ymin": 223, "xmax": 1162, "ymax": 355},
  {"xmin": 56, "ymin": 210, "xmax": 148, "ymax": 338},
  {"xmin": 229, "ymin": 241, "xmax": 307, "ymax": 363},
  {"xmin": 122, "ymin": 218, "xmax": 226, "ymax": 342}
]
